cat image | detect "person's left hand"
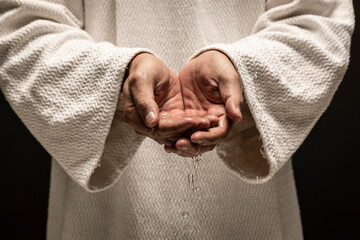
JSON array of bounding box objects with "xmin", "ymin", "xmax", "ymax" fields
[{"xmin": 165, "ymin": 50, "xmax": 244, "ymax": 157}]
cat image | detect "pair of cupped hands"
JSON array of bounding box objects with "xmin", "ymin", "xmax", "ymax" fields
[{"xmin": 122, "ymin": 50, "xmax": 243, "ymax": 157}]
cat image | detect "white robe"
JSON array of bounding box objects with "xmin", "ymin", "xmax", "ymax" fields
[{"xmin": 0, "ymin": 0, "xmax": 354, "ymax": 239}]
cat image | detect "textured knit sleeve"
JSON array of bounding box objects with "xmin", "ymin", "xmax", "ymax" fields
[
  {"xmin": 0, "ymin": 0, "xmax": 149, "ymax": 191},
  {"xmin": 194, "ymin": 0, "xmax": 355, "ymax": 183}
]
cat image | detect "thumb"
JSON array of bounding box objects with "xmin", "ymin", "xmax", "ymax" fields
[
  {"xmin": 129, "ymin": 77, "xmax": 159, "ymax": 128},
  {"xmin": 219, "ymin": 76, "xmax": 243, "ymax": 122},
  {"xmin": 224, "ymin": 96, "xmax": 242, "ymax": 122}
]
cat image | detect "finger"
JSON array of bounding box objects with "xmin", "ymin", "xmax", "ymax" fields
[
  {"xmin": 219, "ymin": 73, "xmax": 243, "ymax": 122},
  {"xmin": 134, "ymin": 124, "xmax": 178, "ymax": 146},
  {"xmin": 123, "ymin": 80, "xmax": 152, "ymax": 135},
  {"xmin": 155, "ymin": 117, "xmax": 198, "ymax": 138},
  {"xmin": 197, "ymin": 117, "xmax": 211, "ymax": 130},
  {"xmin": 183, "ymin": 109, "xmax": 214, "ymax": 132},
  {"xmin": 153, "ymin": 138, "xmax": 173, "ymax": 147},
  {"xmin": 175, "ymin": 138, "xmax": 215, "ymax": 155},
  {"xmin": 164, "ymin": 141, "xmax": 215, "ymax": 157},
  {"xmin": 190, "ymin": 116, "xmax": 231, "ymax": 146},
  {"xmin": 175, "ymin": 138, "xmax": 199, "ymax": 154},
  {"xmin": 165, "ymin": 147, "xmax": 195, "ymax": 158},
  {"xmin": 206, "ymin": 115, "xmax": 219, "ymax": 127},
  {"xmin": 224, "ymin": 96, "xmax": 242, "ymax": 122},
  {"xmin": 185, "ymin": 117, "xmax": 210, "ymax": 134},
  {"xmin": 165, "ymin": 144, "xmax": 197, "ymax": 158},
  {"xmin": 128, "ymin": 74, "xmax": 159, "ymax": 127}
]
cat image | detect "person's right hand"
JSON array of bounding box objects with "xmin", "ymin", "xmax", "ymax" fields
[{"xmin": 122, "ymin": 53, "xmax": 218, "ymax": 146}]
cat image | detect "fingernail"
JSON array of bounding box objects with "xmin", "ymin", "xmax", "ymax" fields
[{"xmin": 145, "ymin": 111, "xmax": 155, "ymax": 124}]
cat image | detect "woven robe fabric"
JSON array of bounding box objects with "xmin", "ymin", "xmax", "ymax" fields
[{"xmin": 0, "ymin": 0, "xmax": 354, "ymax": 239}]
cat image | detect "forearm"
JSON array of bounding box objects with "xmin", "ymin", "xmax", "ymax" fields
[
  {"xmin": 0, "ymin": 0, "xmax": 148, "ymax": 191},
  {"xmin": 191, "ymin": 0, "xmax": 355, "ymax": 183}
]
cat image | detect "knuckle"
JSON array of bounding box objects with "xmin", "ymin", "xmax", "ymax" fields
[
  {"xmin": 130, "ymin": 71, "xmax": 149, "ymax": 86},
  {"xmin": 226, "ymin": 69, "xmax": 240, "ymax": 81},
  {"xmin": 127, "ymin": 77, "xmax": 137, "ymax": 89},
  {"xmin": 135, "ymin": 98, "xmax": 150, "ymax": 113},
  {"xmin": 221, "ymin": 70, "xmax": 239, "ymax": 85}
]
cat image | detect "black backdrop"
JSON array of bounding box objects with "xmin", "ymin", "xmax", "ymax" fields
[{"xmin": 1, "ymin": 1, "xmax": 359, "ymax": 239}]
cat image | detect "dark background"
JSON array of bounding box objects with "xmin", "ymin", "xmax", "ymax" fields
[{"xmin": 0, "ymin": 1, "xmax": 359, "ymax": 239}]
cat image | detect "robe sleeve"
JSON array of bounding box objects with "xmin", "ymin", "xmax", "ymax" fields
[
  {"xmin": 192, "ymin": 0, "xmax": 355, "ymax": 183},
  {"xmin": 0, "ymin": 0, "xmax": 149, "ymax": 191}
]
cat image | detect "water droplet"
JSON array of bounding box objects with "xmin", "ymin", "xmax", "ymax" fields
[
  {"xmin": 181, "ymin": 211, "xmax": 189, "ymax": 218},
  {"xmin": 196, "ymin": 194, "xmax": 201, "ymax": 199},
  {"xmin": 193, "ymin": 187, "xmax": 200, "ymax": 192},
  {"xmin": 194, "ymin": 227, "xmax": 200, "ymax": 233},
  {"xmin": 187, "ymin": 155, "xmax": 202, "ymax": 190}
]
